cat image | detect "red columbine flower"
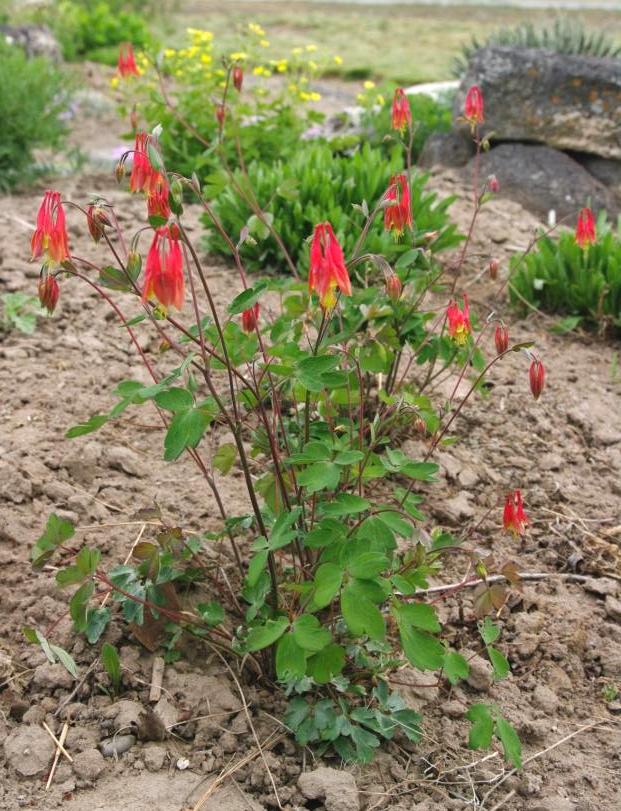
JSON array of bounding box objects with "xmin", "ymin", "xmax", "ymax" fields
[
  {"xmin": 464, "ymin": 85, "xmax": 484, "ymax": 125},
  {"xmin": 215, "ymin": 104, "xmax": 226, "ymax": 126},
  {"xmin": 242, "ymin": 303, "xmax": 259, "ymax": 333},
  {"xmin": 142, "ymin": 226, "xmax": 185, "ymax": 310},
  {"xmin": 495, "ymin": 324, "xmax": 509, "ymax": 355},
  {"xmin": 232, "ymin": 65, "xmax": 243, "ymax": 92},
  {"xmin": 488, "ymin": 174, "xmax": 499, "ymax": 193},
  {"xmin": 391, "ymin": 88, "xmax": 411, "ymax": 133},
  {"xmin": 447, "ymin": 294, "xmax": 471, "ymax": 345},
  {"xmin": 384, "ymin": 174, "xmax": 412, "ymax": 237},
  {"xmin": 575, "ymin": 207, "xmax": 596, "ymax": 249},
  {"xmin": 31, "ymin": 190, "xmax": 70, "ymax": 266},
  {"xmin": 38, "ymin": 274, "xmax": 60, "ymax": 314},
  {"xmin": 130, "ymin": 132, "xmax": 162, "ymax": 195},
  {"xmin": 529, "ymin": 358, "xmax": 545, "ymax": 400},
  {"xmin": 503, "ymin": 489, "xmax": 528, "ymax": 537},
  {"xmin": 309, "ymin": 222, "xmax": 352, "ymax": 310},
  {"xmin": 147, "ymin": 180, "xmax": 171, "ymax": 221},
  {"xmin": 118, "ymin": 43, "xmax": 139, "ymax": 78}
]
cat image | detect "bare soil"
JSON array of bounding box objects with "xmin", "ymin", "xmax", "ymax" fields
[{"xmin": 1, "ymin": 67, "xmax": 621, "ymax": 811}]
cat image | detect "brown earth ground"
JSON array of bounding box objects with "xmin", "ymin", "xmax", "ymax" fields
[{"xmin": 1, "ymin": 65, "xmax": 621, "ymax": 811}]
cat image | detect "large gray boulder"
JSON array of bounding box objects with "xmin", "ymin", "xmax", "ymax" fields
[
  {"xmin": 1, "ymin": 25, "xmax": 62, "ymax": 62},
  {"xmin": 465, "ymin": 143, "xmax": 615, "ymax": 220},
  {"xmin": 454, "ymin": 47, "xmax": 621, "ymax": 160}
]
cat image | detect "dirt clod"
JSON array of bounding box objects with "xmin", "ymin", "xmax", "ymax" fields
[
  {"xmin": 73, "ymin": 748, "xmax": 107, "ymax": 782},
  {"xmin": 3, "ymin": 725, "xmax": 55, "ymax": 777},
  {"xmin": 298, "ymin": 766, "xmax": 359, "ymax": 811}
]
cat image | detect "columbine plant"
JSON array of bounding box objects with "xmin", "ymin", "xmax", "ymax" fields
[{"xmin": 28, "ymin": 72, "xmax": 596, "ymax": 771}]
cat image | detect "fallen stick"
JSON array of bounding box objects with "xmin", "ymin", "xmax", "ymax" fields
[
  {"xmin": 413, "ymin": 571, "xmax": 590, "ymax": 596},
  {"xmin": 149, "ymin": 656, "xmax": 165, "ymax": 703},
  {"xmin": 45, "ymin": 721, "xmax": 69, "ymax": 790},
  {"xmin": 42, "ymin": 721, "xmax": 73, "ymax": 763}
]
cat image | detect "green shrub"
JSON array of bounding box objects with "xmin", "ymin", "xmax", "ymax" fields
[
  {"xmin": 454, "ymin": 19, "xmax": 621, "ymax": 77},
  {"xmin": 203, "ymin": 142, "xmax": 460, "ymax": 274},
  {"xmin": 0, "ymin": 40, "xmax": 70, "ymax": 189},
  {"xmin": 42, "ymin": 1, "xmax": 152, "ymax": 63},
  {"xmin": 509, "ymin": 215, "xmax": 621, "ymax": 335}
]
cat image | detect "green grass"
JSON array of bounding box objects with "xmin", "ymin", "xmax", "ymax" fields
[{"xmin": 163, "ymin": 1, "xmax": 621, "ymax": 83}]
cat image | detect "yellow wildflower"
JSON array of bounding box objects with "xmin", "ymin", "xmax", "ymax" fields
[
  {"xmin": 363, "ymin": 80, "xmax": 376, "ymax": 90},
  {"xmin": 248, "ymin": 22, "xmax": 265, "ymax": 37},
  {"xmin": 259, "ymin": 39, "xmax": 270, "ymax": 48},
  {"xmin": 333, "ymin": 55, "xmax": 343, "ymax": 65},
  {"xmin": 305, "ymin": 44, "xmax": 317, "ymax": 52},
  {"xmin": 291, "ymin": 47, "xmax": 303, "ymax": 55}
]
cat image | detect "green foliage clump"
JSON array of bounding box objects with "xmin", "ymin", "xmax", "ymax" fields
[
  {"xmin": 454, "ymin": 18, "xmax": 621, "ymax": 77},
  {"xmin": 204, "ymin": 142, "xmax": 460, "ymax": 274},
  {"xmin": 44, "ymin": 1, "xmax": 152, "ymax": 63},
  {"xmin": 509, "ymin": 215, "xmax": 621, "ymax": 335},
  {"xmin": 0, "ymin": 40, "xmax": 69, "ymax": 189}
]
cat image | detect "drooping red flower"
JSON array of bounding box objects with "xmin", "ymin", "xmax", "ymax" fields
[
  {"xmin": 494, "ymin": 324, "xmax": 509, "ymax": 355},
  {"xmin": 446, "ymin": 294, "xmax": 471, "ymax": 345},
  {"xmin": 575, "ymin": 207, "xmax": 596, "ymax": 249},
  {"xmin": 241, "ymin": 302, "xmax": 259, "ymax": 333},
  {"xmin": 232, "ymin": 65, "xmax": 244, "ymax": 92},
  {"xmin": 385, "ymin": 271, "xmax": 402, "ymax": 302},
  {"xmin": 529, "ymin": 358, "xmax": 545, "ymax": 401},
  {"xmin": 391, "ymin": 88, "xmax": 412, "ymax": 134},
  {"xmin": 130, "ymin": 132, "xmax": 162, "ymax": 195},
  {"xmin": 503, "ymin": 489, "xmax": 528, "ymax": 537},
  {"xmin": 38, "ymin": 274, "xmax": 60, "ymax": 314},
  {"xmin": 142, "ymin": 226, "xmax": 185, "ymax": 310},
  {"xmin": 488, "ymin": 174, "xmax": 499, "ymax": 193},
  {"xmin": 31, "ymin": 190, "xmax": 70, "ymax": 266},
  {"xmin": 86, "ymin": 203, "xmax": 111, "ymax": 244},
  {"xmin": 464, "ymin": 85, "xmax": 484, "ymax": 125},
  {"xmin": 384, "ymin": 174, "xmax": 412, "ymax": 237},
  {"xmin": 215, "ymin": 104, "xmax": 226, "ymax": 126},
  {"xmin": 147, "ymin": 179, "xmax": 171, "ymax": 221},
  {"xmin": 117, "ymin": 43, "xmax": 139, "ymax": 78},
  {"xmin": 309, "ymin": 222, "xmax": 352, "ymax": 310}
]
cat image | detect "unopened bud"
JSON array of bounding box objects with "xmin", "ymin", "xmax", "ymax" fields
[
  {"xmin": 38, "ymin": 275, "xmax": 59, "ymax": 314},
  {"xmin": 115, "ymin": 161, "xmax": 126, "ymax": 184},
  {"xmin": 488, "ymin": 174, "xmax": 499, "ymax": 193},
  {"xmin": 529, "ymin": 358, "xmax": 545, "ymax": 401},
  {"xmin": 385, "ymin": 271, "xmax": 402, "ymax": 302},
  {"xmin": 489, "ymin": 258, "xmax": 499, "ymax": 280},
  {"xmin": 232, "ymin": 65, "xmax": 243, "ymax": 92},
  {"xmin": 86, "ymin": 204, "xmax": 111, "ymax": 243},
  {"xmin": 423, "ymin": 230, "xmax": 439, "ymax": 244},
  {"xmin": 413, "ymin": 417, "xmax": 426, "ymax": 435},
  {"xmin": 130, "ymin": 106, "xmax": 139, "ymax": 132},
  {"xmin": 494, "ymin": 324, "xmax": 509, "ymax": 355},
  {"xmin": 170, "ymin": 178, "xmax": 183, "ymax": 208},
  {"xmin": 126, "ymin": 251, "xmax": 142, "ymax": 278},
  {"xmin": 215, "ymin": 104, "xmax": 226, "ymax": 126}
]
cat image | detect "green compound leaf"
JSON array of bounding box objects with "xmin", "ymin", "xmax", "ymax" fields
[
  {"xmin": 466, "ymin": 703, "xmax": 494, "ymax": 751},
  {"xmin": 32, "ymin": 514, "xmax": 75, "ymax": 568},
  {"xmin": 495, "ymin": 716, "xmax": 522, "ymax": 769},
  {"xmin": 443, "ymin": 651, "xmax": 470, "ymax": 685},
  {"xmin": 245, "ymin": 616, "xmax": 289, "ymax": 652},
  {"xmin": 292, "ymin": 614, "xmax": 332, "ymax": 652},
  {"xmin": 312, "ymin": 563, "xmax": 343, "ymax": 609},
  {"xmin": 341, "ymin": 585, "xmax": 385, "ymax": 641},
  {"xmin": 297, "ymin": 461, "xmax": 340, "ymax": 494},
  {"xmin": 276, "ymin": 632, "xmax": 307, "ymax": 681},
  {"xmin": 307, "ymin": 643, "xmax": 346, "ymax": 684}
]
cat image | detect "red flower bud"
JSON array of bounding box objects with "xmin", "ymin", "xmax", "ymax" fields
[
  {"xmin": 38, "ymin": 275, "xmax": 60, "ymax": 314},
  {"xmin": 488, "ymin": 174, "xmax": 499, "ymax": 193},
  {"xmin": 86, "ymin": 204, "xmax": 111, "ymax": 243},
  {"xmin": 529, "ymin": 358, "xmax": 545, "ymax": 401},
  {"xmin": 385, "ymin": 271, "xmax": 403, "ymax": 302},
  {"xmin": 494, "ymin": 324, "xmax": 509, "ymax": 355},
  {"xmin": 232, "ymin": 65, "xmax": 243, "ymax": 92},
  {"xmin": 215, "ymin": 104, "xmax": 226, "ymax": 126},
  {"xmin": 464, "ymin": 85, "xmax": 484, "ymax": 125},
  {"xmin": 241, "ymin": 302, "xmax": 259, "ymax": 333},
  {"xmin": 489, "ymin": 259, "xmax": 499, "ymax": 280},
  {"xmin": 575, "ymin": 207, "xmax": 596, "ymax": 249}
]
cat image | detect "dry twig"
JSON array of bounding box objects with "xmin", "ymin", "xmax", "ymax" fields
[
  {"xmin": 42, "ymin": 721, "xmax": 73, "ymax": 763},
  {"xmin": 45, "ymin": 721, "xmax": 69, "ymax": 790}
]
